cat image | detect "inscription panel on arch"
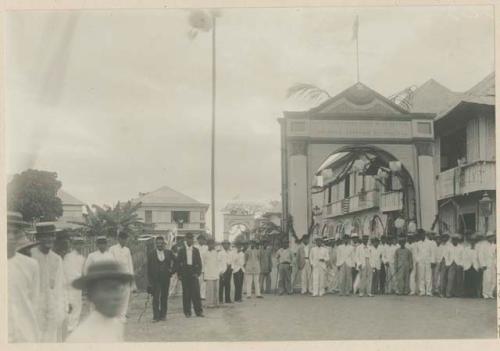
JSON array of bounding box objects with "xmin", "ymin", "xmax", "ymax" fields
[{"xmin": 309, "ymin": 120, "xmax": 413, "ymax": 139}]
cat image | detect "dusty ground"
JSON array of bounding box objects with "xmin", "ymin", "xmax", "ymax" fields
[{"xmin": 121, "ymin": 292, "xmax": 497, "ymax": 341}]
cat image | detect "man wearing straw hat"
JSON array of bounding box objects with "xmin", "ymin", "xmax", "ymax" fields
[
  {"xmin": 66, "ymin": 260, "xmax": 134, "ymax": 342},
  {"xmin": 7, "ymin": 211, "xmax": 40, "ymax": 342},
  {"xmin": 30, "ymin": 222, "xmax": 67, "ymax": 342}
]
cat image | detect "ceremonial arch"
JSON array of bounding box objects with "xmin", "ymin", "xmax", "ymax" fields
[{"xmin": 279, "ymin": 82, "xmax": 437, "ymax": 240}]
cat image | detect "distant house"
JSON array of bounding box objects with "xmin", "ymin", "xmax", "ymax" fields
[
  {"xmin": 56, "ymin": 189, "xmax": 86, "ymax": 229},
  {"xmin": 131, "ymin": 186, "xmax": 209, "ymax": 238}
]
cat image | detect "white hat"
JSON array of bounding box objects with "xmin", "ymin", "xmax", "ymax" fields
[{"xmin": 350, "ymin": 232, "xmax": 359, "ymax": 238}]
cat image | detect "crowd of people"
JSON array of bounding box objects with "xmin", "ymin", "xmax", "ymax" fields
[
  {"xmin": 277, "ymin": 229, "xmax": 497, "ymax": 299},
  {"xmin": 8, "ymin": 211, "xmax": 135, "ymax": 343},
  {"xmin": 7, "ymin": 209, "xmax": 498, "ymax": 343}
]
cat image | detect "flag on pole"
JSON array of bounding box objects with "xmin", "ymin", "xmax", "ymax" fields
[
  {"xmin": 352, "ymin": 15, "xmax": 359, "ymax": 41},
  {"xmin": 187, "ymin": 9, "xmax": 222, "ymax": 39}
]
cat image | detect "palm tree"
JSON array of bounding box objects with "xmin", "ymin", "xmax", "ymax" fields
[
  {"xmin": 70, "ymin": 204, "xmax": 108, "ymax": 237},
  {"xmin": 286, "ymin": 83, "xmax": 331, "ymax": 107},
  {"xmin": 70, "ymin": 201, "xmax": 144, "ymax": 238},
  {"xmin": 101, "ymin": 201, "xmax": 144, "ymax": 238}
]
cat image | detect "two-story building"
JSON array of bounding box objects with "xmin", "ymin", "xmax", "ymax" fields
[
  {"xmin": 131, "ymin": 186, "xmax": 209, "ymax": 239},
  {"xmin": 432, "ymin": 73, "xmax": 495, "ymax": 234}
]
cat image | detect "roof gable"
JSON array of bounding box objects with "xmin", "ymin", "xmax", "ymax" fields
[
  {"xmin": 409, "ymin": 79, "xmax": 461, "ymax": 114},
  {"xmin": 310, "ymin": 82, "xmax": 409, "ymax": 116},
  {"xmin": 133, "ymin": 186, "xmax": 207, "ymax": 207},
  {"xmin": 466, "ymin": 72, "xmax": 495, "ymax": 97},
  {"xmin": 57, "ymin": 189, "xmax": 85, "ymax": 206}
]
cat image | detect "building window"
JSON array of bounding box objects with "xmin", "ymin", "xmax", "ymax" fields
[
  {"xmin": 145, "ymin": 210, "xmax": 153, "ymax": 224},
  {"xmin": 344, "ymin": 175, "xmax": 350, "ymax": 198},
  {"xmin": 200, "ymin": 223, "xmax": 205, "ymax": 229},
  {"xmin": 172, "ymin": 211, "xmax": 190, "ymax": 227},
  {"xmin": 440, "ymin": 127, "xmax": 467, "ymax": 171},
  {"xmin": 200, "ymin": 211, "xmax": 205, "ymax": 221}
]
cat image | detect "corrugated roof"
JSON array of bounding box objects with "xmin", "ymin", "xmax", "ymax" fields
[
  {"xmin": 435, "ymin": 72, "xmax": 495, "ymax": 122},
  {"xmin": 57, "ymin": 189, "xmax": 85, "ymax": 205},
  {"xmin": 132, "ymin": 186, "xmax": 208, "ymax": 207}
]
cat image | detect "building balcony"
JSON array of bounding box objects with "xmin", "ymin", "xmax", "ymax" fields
[
  {"xmin": 324, "ymin": 190, "xmax": 379, "ymax": 218},
  {"xmin": 380, "ymin": 191, "xmax": 403, "ymax": 212},
  {"xmin": 436, "ymin": 160, "xmax": 495, "ymax": 201}
]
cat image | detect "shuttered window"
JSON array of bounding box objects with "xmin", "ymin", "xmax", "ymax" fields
[{"xmin": 466, "ymin": 118, "xmax": 480, "ymax": 163}]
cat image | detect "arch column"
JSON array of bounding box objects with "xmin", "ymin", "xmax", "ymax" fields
[
  {"xmin": 288, "ymin": 141, "xmax": 309, "ymax": 239},
  {"xmin": 416, "ymin": 142, "xmax": 437, "ymax": 231}
]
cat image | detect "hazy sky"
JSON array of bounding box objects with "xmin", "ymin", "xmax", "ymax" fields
[{"xmin": 5, "ymin": 6, "xmax": 494, "ymax": 235}]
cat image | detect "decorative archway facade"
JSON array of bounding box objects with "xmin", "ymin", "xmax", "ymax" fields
[
  {"xmin": 223, "ymin": 214, "xmax": 255, "ymax": 241},
  {"xmin": 279, "ymin": 82, "xmax": 437, "ymax": 240}
]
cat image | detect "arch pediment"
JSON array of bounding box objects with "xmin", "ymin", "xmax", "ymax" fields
[{"xmin": 311, "ymin": 82, "xmax": 409, "ymax": 117}]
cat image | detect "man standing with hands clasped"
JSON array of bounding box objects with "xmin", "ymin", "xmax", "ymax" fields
[
  {"xmin": 147, "ymin": 235, "xmax": 175, "ymax": 322},
  {"xmin": 175, "ymin": 233, "xmax": 204, "ymax": 317}
]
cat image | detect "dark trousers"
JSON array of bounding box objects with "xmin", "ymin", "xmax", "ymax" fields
[
  {"xmin": 464, "ymin": 267, "xmax": 481, "ymax": 298},
  {"xmin": 379, "ymin": 264, "xmax": 386, "ymax": 294},
  {"xmin": 152, "ymin": 280, "xmax": 170, "ymax": 320},
  {"xmin": 446, "ymin": 262, "xmax": 460, "ymax": 297},
  {"xmin": 455, "ymin": 266, "xmax": 464, "ymax": 297},
  {"xmin": 371, "ymin": 268, "xmax": 381, "ymax": 294},
  {"xmin": 180, "ymin": 267, "xmax": 203, "ymax": 316},
  {"xmin": 233, "ymin": 269, "xmax": 244, "ymax": 302},
  {"xmin": 439, "ymin": 260, "xmax": 448, "ymax": 296},
  {"xmin": 219, "ymin": 267, "xmax": 232, "ymax": 303},
  {"xmin": 260, "ymin": 272, "xmax": 272, "ymax": 294}
]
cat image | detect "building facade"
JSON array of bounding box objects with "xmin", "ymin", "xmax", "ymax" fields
[
  {"xmin": 433, "ymin": 73, "xmax": 496, "ymax": 235},
  {"xmin": 279, "ymin": 75, "xmax": 496, "ymax": 240},
  {"xmin": 56, "ymin": 189, "xmax": 86, "ymax": 229},
  {"xmin": 132, "ymin": 186, "xmax": 209, "ymax": 238}
]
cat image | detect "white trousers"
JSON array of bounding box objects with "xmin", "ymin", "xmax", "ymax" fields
[
  {"xmin": 312, "ymin": 264, "xmax": 326, "ymax": 296},
  {"xmin": 483, "ymin": 265, "xmax": 496, "ymax": 298},
  {"xmin": 418, "ymin": 262, "xmax": 433, "ymax": 296},
  {"xmin": 199, "ymin": 273, "xmax": 206, "ymax": 299},
  {"xmin": 301, "ymin": 260, "xmax": 312, "ymax": 294},
  {"xmin": 245, "ymin": 273, "xmax": 261, "ymax": 297},
  {"xmin": 409, "ymin": 263, "xmax": 417, "ymax": 294},
  {"xmin": 67, "ymin": 288, "xmax": 82, "ymax": 332},
  {"xmin": 118, "ymin": 285, "xmax": 131, "ymax": 322}
]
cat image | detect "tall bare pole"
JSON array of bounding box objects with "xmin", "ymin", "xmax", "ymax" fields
[
  {"xmin": 210, "ymin": 15, "xmax": 217, "ymax": 239},
  {"xmin": 356, "ymin": 30, "xmax": 360, "ymax": 82}
]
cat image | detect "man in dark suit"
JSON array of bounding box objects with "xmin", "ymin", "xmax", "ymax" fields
[
  {"xmin": 147, "ymin": 236, "xmax": 175, "ymax": 322},
  {"xmin": 175, "ymin": 232, "xmax": 204, "ymax": 317}
]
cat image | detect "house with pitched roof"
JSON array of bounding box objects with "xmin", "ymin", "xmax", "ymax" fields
[
  {"xmin": 131, "ymin": 186, "xmax": 209, "ymax": 237},
  {"xmin": 431, "ymin": 73, "xmax": 496, "ymax": 234},
  {"xmin": 56, "ymin": 189, "xmax": 86, "ymax": 229}
]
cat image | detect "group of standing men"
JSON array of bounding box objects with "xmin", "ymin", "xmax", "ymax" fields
[
  {"xmin": 8, "ymin": 211, "xmax": 135, "ymax": 343},
  {"xmin": 275, "ymin": 229, "xmax": 497, "ymax": 299},
  {"xmin": 147, "ymin": 233, "xmax": 275, "ymax": 322}
]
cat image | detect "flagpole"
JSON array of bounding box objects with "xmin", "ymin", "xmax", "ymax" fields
[
  {"xmin": 356, "ymin": 30, "xmax": 360, "ymax": 82},
  {"xmin": 211, "ymin": 15, "xmax": 217, "ymax": 240}
]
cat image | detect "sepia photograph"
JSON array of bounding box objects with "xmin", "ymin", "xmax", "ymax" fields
[{"xmin": 3, "ymin": 2, "xmax": 498, "ymax": 344}]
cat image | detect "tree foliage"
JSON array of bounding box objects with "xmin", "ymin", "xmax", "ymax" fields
[
  {"xmin": 70, "ymin": 201, "xmax": 144, "ymax": 238},
  {"xmin": 286, "ymin": 83, "xmax": 331, "ymax": 105},
  {"xmin": 7, "ymin": 169, "xmax": 63, "ymax": 222}
]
